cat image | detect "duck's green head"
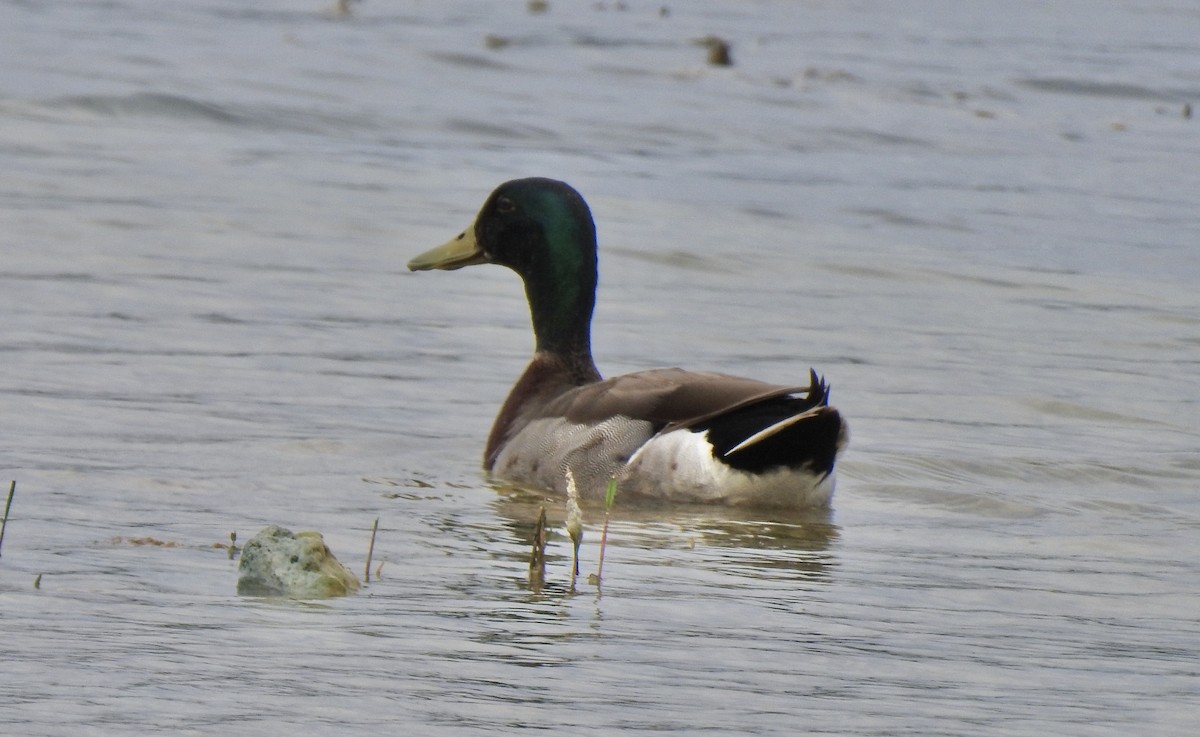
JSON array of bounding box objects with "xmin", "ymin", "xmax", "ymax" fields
[{"xmin": 409, "ymin": 178, "xmax": 599, "ymax": 356}]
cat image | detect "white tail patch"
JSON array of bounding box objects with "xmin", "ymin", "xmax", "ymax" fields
[{"xmin": 623, "ymin": 428, "xmax": 835, "ymax": 507}]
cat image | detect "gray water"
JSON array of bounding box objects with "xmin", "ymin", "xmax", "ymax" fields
[{"xmin": 2, "ymin": 1, "xmax": 1199, "ymax": 734}]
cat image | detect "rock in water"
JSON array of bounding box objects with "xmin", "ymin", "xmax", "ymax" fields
[{"xmin": 236, "ymin": 525, "xmax": 360, "ymax": 598}]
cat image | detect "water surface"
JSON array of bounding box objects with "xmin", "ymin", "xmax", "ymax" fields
[{"xmin": 2, "ymin": 1, "xmax": 1198, "ymax": 735}]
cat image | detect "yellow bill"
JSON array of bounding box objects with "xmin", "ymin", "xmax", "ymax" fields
[{"xmin": 408, "ymin": 225, "xmax": 488, "ymax": 271}]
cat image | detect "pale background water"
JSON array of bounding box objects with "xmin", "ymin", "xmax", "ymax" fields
[{"xmin": 2, "ymin": 1, "xmax": 1198, "ymax": 735}]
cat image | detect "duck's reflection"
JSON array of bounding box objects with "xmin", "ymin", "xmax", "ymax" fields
[{"xmin": 487, "ymin": 482, "xmax": 840, "ymax": 593}]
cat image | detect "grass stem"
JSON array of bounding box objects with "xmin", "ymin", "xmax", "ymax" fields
[
  {"xmin": 565, "ymin": 469, "xmax": 583, "ymax": 592},
  {"xmin": 0, "ymin": 480, "xmax": 15, "ymax": 559},
  {"xmin": 364, "ymin": 517, "xmax": 379, "ymax": 584},
  {"xmin": 529, "ymin": 506, "xmax": 548, "ymax": 590},
  {"xmin": 593, "ymin": 478, "xmax": 618, "ymax": 588}
]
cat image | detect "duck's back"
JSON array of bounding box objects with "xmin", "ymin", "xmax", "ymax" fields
[{"xmin": 487, "ymin": 367, "xmax": 846, "ymax": 507}]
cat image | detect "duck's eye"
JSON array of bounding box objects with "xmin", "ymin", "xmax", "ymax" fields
[{"xmin": 496, "ymin": 197, "xmax": 516, "ymax": 214}]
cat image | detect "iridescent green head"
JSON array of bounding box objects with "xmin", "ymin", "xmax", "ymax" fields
[{"xmin": 409, "ymin": 178, "xmax": 599, "ymax": 358}]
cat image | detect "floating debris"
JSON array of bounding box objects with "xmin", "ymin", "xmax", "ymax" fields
[
  {"xmin": 485, "ymin": 34, "xmax": 512, "ymax": 50},
  {"xmin": 113, "ymin": 536, "xmax": 180, "ymax": 547},
  {"xmin": 698, "ymin": 36, "xmax": 733, "ymax": 67},
  {"xmin": 236, "ymin": 525, "xmax": 360, "ymax": 598},
  {"xmin": 329, "ymin": 0, "xmax": 361, "ymax": 19}
]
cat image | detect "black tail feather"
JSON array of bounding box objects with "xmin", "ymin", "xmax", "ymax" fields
[
  {"xmin": 807, "ymin": 367, "xmax": 831, "ymax": 407},
  {"xmin": 698, "ymin": 370, "xmax": 844, "ymax": 476}
]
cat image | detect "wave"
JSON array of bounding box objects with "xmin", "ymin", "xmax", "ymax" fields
[{"xmin": 46, "ymin": 92, "xmax": 248, "ymax": 125}]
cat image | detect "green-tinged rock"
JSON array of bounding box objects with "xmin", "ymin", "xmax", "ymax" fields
[{"xmin": 236, "ymin": 525, "xmax": 360, "ymax": 598}]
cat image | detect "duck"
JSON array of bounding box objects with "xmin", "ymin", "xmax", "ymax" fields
[{"xmin": 408, "ymin": 178, "xmax": 847, "ymax": 508}]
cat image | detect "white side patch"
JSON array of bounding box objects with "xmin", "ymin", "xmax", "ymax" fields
[{"xmin": 622, "ymin": 429, "xmax": 836, "ymax": 508}]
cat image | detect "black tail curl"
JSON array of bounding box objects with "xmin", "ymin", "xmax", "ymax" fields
[{"xmin": 698, "ymin": 369, "xmax": 844, "ymax": 476}]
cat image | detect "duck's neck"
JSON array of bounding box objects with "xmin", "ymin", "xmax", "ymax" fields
[
  {"xmin": 484, "ymin": 251, "xmax": 602, "ymax": 471},
  {"xmin": 519, "ymin": 212, "xmax": 601, "ymax": 383},
  {"xmin": 524, "ymin": 274, "xmax": 598, "ymax": 379}
]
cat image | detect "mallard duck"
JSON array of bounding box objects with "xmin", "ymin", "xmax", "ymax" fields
[{"xmin": 408, "ymin": 178, "xmax": 847, "ymax": 507}]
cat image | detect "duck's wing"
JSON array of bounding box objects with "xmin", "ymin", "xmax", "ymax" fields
[{"xmin": 541, "ymin": 367, "xmax": 828, "ymax": 432}]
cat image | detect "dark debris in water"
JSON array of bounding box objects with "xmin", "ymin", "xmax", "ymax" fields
[{"xmin": 698, "ymin": 36, "xmax": 733, "ymax": 67}]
